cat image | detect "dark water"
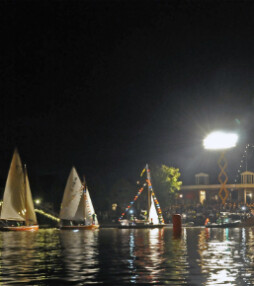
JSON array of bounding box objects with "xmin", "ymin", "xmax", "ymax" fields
[{"xmin": 0, "ymin": 227, "xmax": 254, "ymax": 285}]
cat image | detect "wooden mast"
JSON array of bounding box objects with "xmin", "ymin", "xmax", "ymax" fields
[
  {"xmin": 23, "ymin": 164, "xmax": 28, "ymax": 226},
  {"xmin": 82, "ymin": 176, "xmax": 86, "ymax": 224},
  {"xmin": 146, "ymin": 164, "xmax": 151, "ymax": 219}
]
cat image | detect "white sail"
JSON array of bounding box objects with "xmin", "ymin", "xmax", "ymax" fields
[
  {"xmin": 84, "ymin": 187, "xmax": 98, "ymax": 225},
  {"xmin": 72, "ymin": 193, "xmax": 85, "ymax": 221},
  {"xmin": 24, "ymin": 168, "xmax": 37, "ymax": 225},
  {"xmin": 148, "ymin": 194, "xmax": 159, "ymax": 224},
  {"xmin": 60, "ymin": 167, "xmax": 99, "ymax": 225},
  {"xmin": 0, "ymin": 149, "xmax": 37, "ymax": 225},
  {"xmin": 59, "ymin": 167, "xmax": 83, "ymax": 220}
]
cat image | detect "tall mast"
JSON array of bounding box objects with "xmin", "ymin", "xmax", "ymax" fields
[
  {"xmin": 23, "ymin": 164, "xmax": 28, "ymax": 226},
  {"xmin": 82, "ymin": 176, "xmax": 86, "ymax": 223},
  {"xmin": 146, "ymin": 164, "xmax": 151, "ymax": 218}
]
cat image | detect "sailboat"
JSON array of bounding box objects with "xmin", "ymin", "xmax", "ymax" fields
[
  {"xmin": 118, "ymin": 164, "xmax": 165, "ymax": 229},
  {"xmin": 59, "ymin": 167, "xmax": 99, "ymax": 230},
  {"xmin": 0, "ymin": 149, "xmax": 39, "ymax": 231}
]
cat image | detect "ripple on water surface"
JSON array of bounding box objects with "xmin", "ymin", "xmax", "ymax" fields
[{"xmin": 1, "ymin": 227, "xmax": 254, "ymax": 285}]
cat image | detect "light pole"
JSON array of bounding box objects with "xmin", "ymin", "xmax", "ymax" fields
[{"xmin": 203, "ymin": 131, "xmax": 238, "ymax": 205}]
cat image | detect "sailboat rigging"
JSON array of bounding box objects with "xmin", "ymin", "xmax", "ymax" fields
[
  {"xmin": 0, "ymin": 149, "xmax": 39, "ymax": 231},
  {"xmin": 59, "ymin": 167, "xmax": 99, "ymax": 229},
  {"xmin": 118, "ymin": 164, "xmax": 165, "ymax": 228}
]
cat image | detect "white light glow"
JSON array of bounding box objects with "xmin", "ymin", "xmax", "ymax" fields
[
  {"xmin": 203, "ymin": 131, "xmax": 238, "ymax": 150},
  {"xmin": 35, "ymin": 199, "xmax": 41, "ymax": 205}
]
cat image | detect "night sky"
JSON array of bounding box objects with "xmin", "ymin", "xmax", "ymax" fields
[{"xmin": 1, "ymin": 0, "xmax": 254, "ymax": 207}]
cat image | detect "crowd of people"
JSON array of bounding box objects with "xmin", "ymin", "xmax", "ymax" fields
[
  {"xmin": 162, "ymin": 202, "xmax": 254, "ymax": 226},
  {"xmin": 95, "ymin": 201, "xmax": 254, "ymax": 226}
]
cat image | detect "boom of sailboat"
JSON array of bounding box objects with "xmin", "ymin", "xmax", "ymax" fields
[{"xmin": 0, "ymin": 149, "xmax": 165, "ymax": 231}]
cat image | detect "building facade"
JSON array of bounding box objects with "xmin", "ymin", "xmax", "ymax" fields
[{"xmin": 180, "ymin": 171, "xmax": 254, "ymax": 205}]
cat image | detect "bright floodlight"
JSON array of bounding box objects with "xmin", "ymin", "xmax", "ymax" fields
[{"xmin": 203, "ymin": 131, "xmax": 238, "ymax": 150}]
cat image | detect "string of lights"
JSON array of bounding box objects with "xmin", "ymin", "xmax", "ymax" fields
[
  {"xmin": 35, "ymin": 209, "xmax": 60, "ymax": 222},
  {"xmin": 234, "ymin": 144, "xmax": 254, "ymax": 183},
  {"xmin": 118, "ymin": 185, "xmax": 145, "ymax": 221},
  {"xmin": 118, "ymin": 168, "xmax": 148, "ymax": 221},
  {"xmin": 118, "ymin": 168, "xmax": 164, "ymax": 223}
]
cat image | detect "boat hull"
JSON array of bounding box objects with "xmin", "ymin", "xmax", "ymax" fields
[
  {"xmin": 206, "ymin": 222, "xmax": 240, "ymax": 228},
  {"xmin": 206, "ymin": 217, "xmax": 254, "ymax": 228},
  {"xmin": 60, "ymin": 225, "xmax": 100, "ymax": 230},
  {"xmin": 1, "ymin": 225, "xmax": 39, "ymax": 231}
]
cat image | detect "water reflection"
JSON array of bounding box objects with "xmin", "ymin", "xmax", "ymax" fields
[
  {"xmin": 146, "ymin": 228, "xmax": 165, "ymax": 283},
  {"xmin": 132, "ymin": 228, "xmax": 165, "ymax": 284},
  {"xmin": 59, "ymin": 229, "xmax": 99, "ymax": 283},
  {"xmin": 128, "ymin": 231, "xmax": 136, "ymax": 283},
  {"xmin": 198, "ymin": 228, "xmax": 254, "ymax": 285},
  {"xmin": 0, "ymin": 229, "xmax": 62, "ymax": 285},
  {"xmin": 163, "ymin": 228, "xmax": 190, "ymax": 285},
  {"xmin": 0, "ymin": 231, "xmax": 37, "ymax": 284},
  {"xmin": 1, "ymin": 227, "xmax": 254, "ymax": 285}
]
